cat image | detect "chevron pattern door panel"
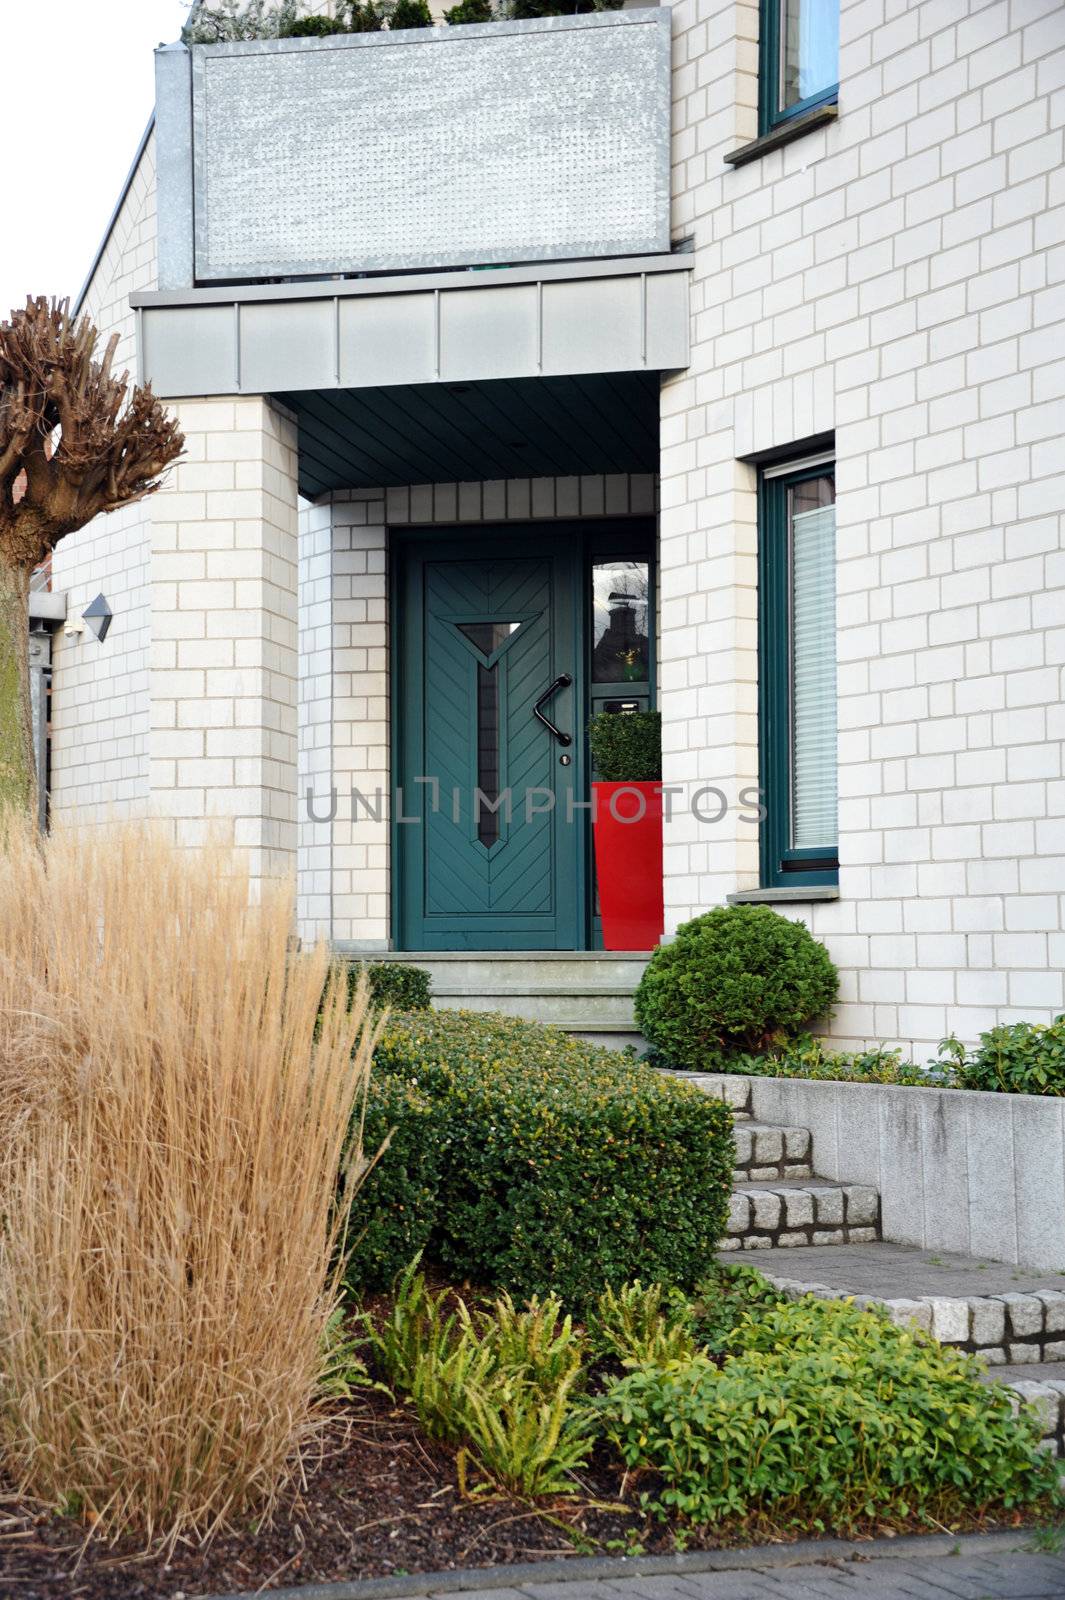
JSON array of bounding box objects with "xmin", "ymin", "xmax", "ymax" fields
[{"xmin": 397, "ymin": 536, "xmax": 582, "ymax": 949}]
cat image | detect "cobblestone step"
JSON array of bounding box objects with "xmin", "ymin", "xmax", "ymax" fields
[
  {"xmin": 753, "ymin": 1242, "xmax": 1065, "ymax": 1364},
  {"xmin": 722, "ymin": 1181, "xmax": 881, "ymax": 1250},
  {"xmin": 732, "ymin": 1119, "xmax": 813, "ymax": 1180}
]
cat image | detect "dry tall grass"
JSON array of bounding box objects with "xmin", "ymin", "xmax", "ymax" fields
[{"xmin": 0, "ymin": 819, "xmax": 375, "ymax": 1545}]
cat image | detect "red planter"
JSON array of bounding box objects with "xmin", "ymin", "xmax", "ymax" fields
[{"xmin": 592, "ymin": 780, "xmax": 664, "ymax": 951}]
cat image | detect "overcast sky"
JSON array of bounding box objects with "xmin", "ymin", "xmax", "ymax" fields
[{"xmin": 0, "ymin": 0, "xmax": 191, "ymax": 319}]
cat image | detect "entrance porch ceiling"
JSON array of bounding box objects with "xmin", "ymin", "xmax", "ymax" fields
[{"xmin": 278, "ymin": 371, "xmax": 660, "ymax": 497}]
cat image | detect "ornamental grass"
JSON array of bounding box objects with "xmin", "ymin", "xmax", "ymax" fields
[{"xmin": 0, "ymin": 819, "xmax": 375, "ymax": 1547}]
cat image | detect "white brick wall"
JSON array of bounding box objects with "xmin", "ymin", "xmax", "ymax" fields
[
  {"xmin": 149, "ymin": 396, "xmax": 300, "ymax": 891},
  {"xmin": 662, "ymin": 0, "xmax": 1065, "ymax": 1056},
  {"xmin": 50, "ymin": 135, "xmax": 157, "ymax": 821}
]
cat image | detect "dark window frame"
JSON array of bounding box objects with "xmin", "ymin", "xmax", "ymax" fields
[
  {"xmin": 758, "ymin": 456, "xmax": 839, "ymax": 890},
  {"xmin": 759, "ymin": 0, "xmax": 840, "ymax": 138}
]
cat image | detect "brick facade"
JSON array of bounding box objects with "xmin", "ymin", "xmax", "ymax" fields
[
  {"xmin": 660, "ymin": 0, "xmax": 1065, "ymax": 1054},
  {"xmin": 48, "ymin": 1, "xmax": 1065, "ymax": 1058}
]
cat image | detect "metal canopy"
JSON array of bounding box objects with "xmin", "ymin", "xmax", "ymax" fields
[
  {"xmin": 132, "ymin": 256, "xmax": 690, "ymax": 400},
  {"xmin": 278, "ymin": 371, "xmax": 661, "ymax": 497}
]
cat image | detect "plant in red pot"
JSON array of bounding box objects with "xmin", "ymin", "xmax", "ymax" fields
[{"xmin": 588, "ymin": 709, "xmax": 663, "ymax": 951}]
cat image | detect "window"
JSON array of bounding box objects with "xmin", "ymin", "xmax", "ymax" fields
[
  {"xmin": 759, "ymin": 0, "xmax": 839, "ymax": 135},
  {"xmin": 758, "ymin": 456, "xmax": 838, "ymax": 889}
]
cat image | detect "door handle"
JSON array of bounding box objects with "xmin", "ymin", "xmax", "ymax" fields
[{"xmin": 533, "ymin": 673, "xmax": 572, "ymax": 746}]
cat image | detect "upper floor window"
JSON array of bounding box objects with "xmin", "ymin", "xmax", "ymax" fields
[
  {"xmin": 760, "ymin": 0, "xmax": 839, "ymax": 135},
  {"xmin": 758, "ymin": 455, "xmax": 838, "ymax": 890}
]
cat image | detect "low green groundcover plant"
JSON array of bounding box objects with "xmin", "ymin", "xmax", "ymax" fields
[
  {"xmin": 354, "ymin": 1264, "xmax": 1060, "ymax": 1525},
  {"xmin": 940, "ymin": 1016, "xmax": 1065, "ymax": 1097},
  {"xmin": 728, "ymin": 1039, "xmax": 929, "ymax": 1086},
  {"xmin": 595, "ymin": 1295, "xmax": 1060, "ymax": 1527},
  {"xmin": 349, "ymin": 1010, "xmax": 734, "ymax": 1304},
  {"xmin": 635, "ymin": 905, "xmax": 839, "ymax": 1073}
]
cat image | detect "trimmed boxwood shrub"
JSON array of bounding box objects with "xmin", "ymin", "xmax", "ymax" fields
[
  {"xmin": 389, "ymin": 0, "xmax": 433, "ymax": 24},
  {"xmin": 588, "ymin": 710, "xmax": 661, "ymax": 782},
  {"xmin": 363, "ymin": 1011, "xmax": 734, "ymax": 1309},
  {"xmin": 343, "ymin": 1076, "xmax": 440, "ymax": 1290},
  {"xmin": 339, "ymin": 960, "xmax": 432, "ymax": 1014},
  {"xmin": 940, "ymin": 1016, "xmax": 1065, "ymax": 1097},
  {"xmin": 634, "ymin": 905, "xmax": 838, "ymax": 1073}
]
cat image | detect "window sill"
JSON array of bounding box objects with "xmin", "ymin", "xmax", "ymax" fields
[
  {"xmin": 724, "ymin": 102, "xmax": 838, "ymax": 169},
  {"xmin": 727, "ymin": 886, "xmax": 840, "ymax": 905}
]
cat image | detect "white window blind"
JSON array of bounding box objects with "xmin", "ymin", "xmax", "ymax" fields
[{"xmin": 790, "ymin": 502, "xmax": 837, "ymax": 850}]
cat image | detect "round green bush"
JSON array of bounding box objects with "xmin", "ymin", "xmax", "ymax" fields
[{"xmin": 634, "ymin": 905, "xmax": 838, "ymax": 1072}]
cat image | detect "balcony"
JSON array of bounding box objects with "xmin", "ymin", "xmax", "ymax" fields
[{"xmin": 137, "ymin": 12, "xmax": 689, "ymax": 491}]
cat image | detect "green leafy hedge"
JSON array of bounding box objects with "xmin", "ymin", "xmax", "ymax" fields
[
  {"xmin": 354, "ymin": 1011, "xmax": 734, "ymax": 1307},
  {"xmin": 588, "ymin": 711, "xmax": 662, "ymax": 783},
  {"xmin": 344, "ymin": 1076, "xmax": 439, "ymax": 1290},
  {"xmin": 635, "ymin": 905, "xmax": 839, "ymax": 1073},
  {"xmin": 940, "ymin": 1016, "xmax": 1065, "ymax": 1097},
  {"xmin": 596, "ymin": 1295, "xmax": 1060, "ymax": 1526}
]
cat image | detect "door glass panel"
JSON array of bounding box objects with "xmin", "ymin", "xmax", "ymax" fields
[
  {"xmin": 779, "ymin": 0, "xmax": 838, "ymax": 112},
  {"xmin": 592, "ymin": 561, "xmax": 650, "ymax": 683},
  {"xmin": 475, "ymin": 662, "xmax": 501, "ymax": 848},
  {"xmin": 457, "ymin": 620, "xmax": 522, "ymax": 661},
  {"xmin": 788, "ymin": 474, "xmax": 837, "ymax": 850}
]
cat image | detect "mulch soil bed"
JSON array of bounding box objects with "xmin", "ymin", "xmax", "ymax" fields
[
  {"xmin": 1, "ymin": 1289, "xmax": 1054, "ymax": 1600},
  {"xmin": 0, "ymin": 1375, "xmax": 1048, "ymax": 1600}
]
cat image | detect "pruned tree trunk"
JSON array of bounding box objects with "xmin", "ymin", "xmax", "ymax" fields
[{"xmin": 0, "ymin": 561, "xmax": 34, "ymax": 815}]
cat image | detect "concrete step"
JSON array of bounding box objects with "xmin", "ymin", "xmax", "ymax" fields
[
  {"xmin": 373, "ymin": 951, "xmax": 651, "ymax": 988},
  {"xmin": 352, "ymin": 951, "xmax": 650, "ymax": 1040},
  {"xmin": 427, "ymin": 984, "xmax": 637, "ymax": 1027},
  {"xmin": 723, "ymin": 1180, "xmax": 881, "ymax": 1251},
  {"xmin": 732, "ymin": 1120, "xmax": 813, "ymax": 1181}
]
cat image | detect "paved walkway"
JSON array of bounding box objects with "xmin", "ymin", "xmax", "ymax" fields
[{"xmin": 234, "ymin": 1533, "xmax": 1065, "ymax": 1600}]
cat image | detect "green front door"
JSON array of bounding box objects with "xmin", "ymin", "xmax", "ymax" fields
[{"xmin": 395, "ymin": 532, "xmax": 583, "ymax": 950}]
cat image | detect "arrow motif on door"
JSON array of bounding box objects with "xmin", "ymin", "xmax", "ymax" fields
[{"xmin": 449, "ymin": 617, "xmax": 536, "ymax": 848}]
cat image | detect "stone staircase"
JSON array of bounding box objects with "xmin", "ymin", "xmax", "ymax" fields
[
  {"xmin": 370, "ymin": 951, "xmax": 650, "ymax": 1049},
  {"xmin": 693, "ymin": 1071, "xmax": 1065, "ymax": 1456}
]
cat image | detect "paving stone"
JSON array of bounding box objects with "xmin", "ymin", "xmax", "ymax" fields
[
  {"xmin": 844, "ymin": 1187, "xmax": 879, "ymax": 1227},
  {"xmin": 778, "ymin": 1230, "xmax": 809, "ymax": 1246},
  {"xmin": 749, "ymin": 1167, "xmax": 780, "ymax": 1181},
  {"xmin": 741, "ymin": 1236, "xmax": 772, "ymax": 1250},
  {"xmin": 885, "ymin": 1298, "xmax": 935, "ymax": 1332},
  {"xmin": 929, "ymin": 1297, "xmax": 970, "ymax": 1343},
  {"xmin": 718, "ymin": 1237, "xmax": 740, "ymax": 1252},
  {"xmin": 785, "ymin": 1163, "xmax": 813, "ymax": 1179},
  {"xmin": 1045, "ymin": 1340, "xmax": 1065, "ymax": 1360},
  {"xmin": 733, "ymin": 1127, "xmax": 753, "ymax": 1165},
  {"xmin": 1001, "ymin": 1292, "xmax": 1044, "ymax": 1337},
  {"xmin": 1009, "ymin": 1379, "xmax": 1061, "ymax": 1433},
  {"xmin": 812, "ymin": 1229, "xmax": 844, "ymax": 1245},
  {"xmin": 750, "ymin": 1191, "xmax": 782, "ymax": 1231},
  {"xmin": 848, "ymin": 1227, "xmax": 879, "ymax": 1243},
  {"xmin": 727, "ymin": 1194, "xmax": 750, "ymax": 1234},
  {"xmin": 784, "ymin": 1189, "xmax": 815, "ymax": 1228},
  {"xmin": 1038, "ymin": 1290, "xmax": 1065, "ymax": 1332},
  {"xmin": 813, "ymin": 1188, "xmax": 845, "ymax": 1226},
  {"xmin": 968, "ymin": 1296, "xmax": 1006, "ymax": 1346},
  {"xmin": 785, "ymin": 1127, "xmax": 811, "ymax": 1159},
  {"xmin": 753, "ymin": 1128, "xmax": 784, "ymax": 1165},
  {"xmin": 1008, "ymin": 1342, "xmax": 1041, "ymax": 1363}
]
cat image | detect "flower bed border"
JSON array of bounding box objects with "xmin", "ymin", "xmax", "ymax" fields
[{"xmin": 208, "ymin": 1529, "xmax": 1058, "ymax": 1600}]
